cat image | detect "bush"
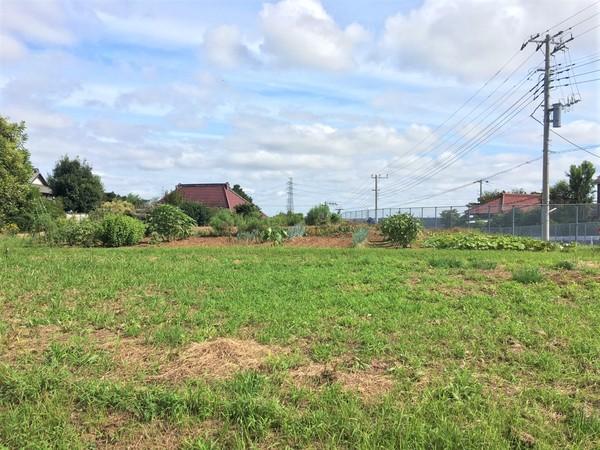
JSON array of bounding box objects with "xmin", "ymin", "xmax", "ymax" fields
[
  {"xmin": 234, "ymin": 203, "xmax": 261, "ymax": 218},
  {"xmin": 47, "ymin": 218, "xmax": 99, "ymax": 247},
  {"xmin": 379, "ymin": 214, "xmax": 422, "ymax": 247},
  {"xmin": 287, "ymin": 224, "xmax": 306, "ymax": 239},
  {"xmin": 262, "ymin": 227, "xmax": 288, "ymax": 245},
  {"xmin": 209, "ymin": 209, "xmax": 236, "ymax": 236},
  {"xmin": 236, "ymin": 215, "xmax": 267, "ymax": 234},
  {"xmin": 422, "ymin": 232, "xmax": 558, "ymax": 251},
  {"xmin": 97, "ymin": 214, "xmax": 145, "ymax": 247},
  {"xmin": 269, "ymin": 212, "xmax": 304, "ymax": 226},
  {"xmin": 179, "ymin": 201, "xmax": 214, "ymax": 226},
  {"xmin": 146, "ymin": 204, "xmax": 196, "ymax": 242},
  {"xmin": 305, "ymin": 204, "xmax": 335, "ymax": 226},
  {"xmin": 1, "ymin": 223, "xmax": 19, "ymax": 235},
  {"xmin": 91, "ymin": 200, "xmax": 134, "ymax": 219},
  {"xmin": 512, "ymin": 267, "xmax": 543, "ymax": 284},
  {"xmin": 352, "ymin": 228, "xmax": 369, "ymax": 247},
  {"xmin": 554, "ymin": 260, "xmax": 576, "ymax": 270}
]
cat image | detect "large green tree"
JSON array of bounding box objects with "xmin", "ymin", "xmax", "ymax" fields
[
  {"xmin": 567, "ymin": 160, "xmax": 596, "ymax": 204},
  {"xmin": 0, "ymin": 116, "xmax": 33, "ymax": 226},
  {"xmin": 48, "ymin": 156, "xmax": 104, "ymax": 213},
  {"xmin": 549, "ymin": 161, "xmax": 596, "ymax": 204}
]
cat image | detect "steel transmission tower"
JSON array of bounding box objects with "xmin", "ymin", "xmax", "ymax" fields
[{"xmin": 286, "ymin": 177, "xmax": 294, "ymax": 213}]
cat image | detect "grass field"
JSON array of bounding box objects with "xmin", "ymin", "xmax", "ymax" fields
[{"xmin": 1, "ymin": 238, "xmax": 599, "ymax": 449}]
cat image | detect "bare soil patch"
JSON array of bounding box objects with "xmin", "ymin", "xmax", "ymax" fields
[
  {"xmin": 152, "ymin": 235, "xmax": 354, "ymax": 248},
  {"xmin": 152, "ymin": 338, "xmax": 280, "ymax": 382},
  {"xmin": 290, "ymin": 362, "xmax": 394, "ymax": 401}
]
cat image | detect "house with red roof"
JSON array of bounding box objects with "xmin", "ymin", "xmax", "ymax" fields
[
  {"xmin": 174, "ymin": 183, "xmax": 251, "ymax": 211},
  {"xmin": 467, "ymin": 192, "xmax": 541, "ymax": 216}
]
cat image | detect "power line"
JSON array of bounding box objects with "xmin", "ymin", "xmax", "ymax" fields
[{"xmin": 545, "ymin": 1, "xmax": 600, "ymax": 32}]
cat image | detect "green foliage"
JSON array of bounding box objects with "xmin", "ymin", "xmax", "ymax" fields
[
  {"xmin": 232, "ymin": 184, "xmax": 253, "ymax": 203},
  {"xmin": 440, "ymin": 208, "xmax": 463, "ymax": 228},
  {"xmin": 550, "ymin": 161, "xmax": 597, "ymax": 204},
  {"xmin": 512, "ymin": 267, "xmax": 543, "ymax": 284},
  {"xmin": 91, "ymin": 200, "xmax": 135, "ymax": 219},
  {"xmin": 270, "ymin": 212, "xmax": 304, "ymax": 226},
  {"xmin": 162, "ymin": 189, "xmax": 184, "ymax": 206},
  {"xmin": 234, "ymin": 203, "xmax": 261, "ymax": 217},
  {"xmin": 428, "ymin": 256, "xmax": 465, "ymax": 268},
  {"xmin": 287, "ymin": 224, "xmax": 306, "ymax": 239},
  {"xmin": 48, "ymin": 156, "xmax": 104, "ymax": 213},
  {"xmin": 179, "ymin": 201, "xmax": 214, "ymax": 226},
  {"xmin": 423, "ymin": 232, "xmax": 558, "ymax": 251},
  {"xmin": 261, "ymin": 227, "xmax": 288, "ymax": 245},
  {"xmin": 1, "ymin": 223, "xmax": 19, "ymax": 235},
  {"xmin": 550, "ymin": 180, "xmax": 571, "ymax": 204},
  {"xmin": 44, "ymin": 218, "xmax": 99, "ymax": 247},
  {"xmin": 209, "ymin": 209, "xmax": 237, "ymax": 236},
  {"xmin": 146, "ymin": 205, "xmax": 196, "ymax": 242},
  {"xmin": 0, "ymin": 116, "xmax": 34, "ymax": 227},
  {"xmin": 554, "ymin": 260, "xmax": 576, "ymax": 270},
  {"xmin": 9, "ymin": 189, "xmax": 65, "ymax": 232},
  {"xmin": 478, "ymin": 190, "xmax": 502, "ymax": 204},
  {"xmin": 351, "ymin": 228, "xmax": 369, "ymax": 247},
  {"xmin": 97, "ymin": 214, "xmax": 146, "ymax": 247},
  {"xmin": 379, "ymin": 213, "xmax": 422, "ymax": 247},
  {"xmin": 305, "ymin": 204, "xmax": 337, "ymax": 226}
]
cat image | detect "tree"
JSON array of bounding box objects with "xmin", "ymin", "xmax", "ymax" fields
[
  {"xmin": 234, "ymin": 203, "xmax": 261, "ymax": 217},
  {"xmin": 48, "ymin": 156, "xmax": 104, "ymax": 213},
  {"xmin": 232, "ymin": 184, "xmax": 253, "ymax": 203},
  {"xmin": 567, "ymin": 160, "xmax": 596, "ymax": 204},
  {"xmin": 440, "ymin": 208, "xmax": 462, "ymax": 228},
  {"xmin": 0, "ymin": 117, "xmax": 34, "ymax": 226},
  {"xmin": 550, "ymin": 180, "xmax": 571, "ymax": 204},
  {"xmin": 306, "ymin": 203, "xmax": 335, "ymax": 226},
  {"xmin": 478, "ymin": 190, "xmax": 502, "ymax": 204}
]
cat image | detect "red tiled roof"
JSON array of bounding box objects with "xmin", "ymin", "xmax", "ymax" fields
[
  {"xmin": 468, "ymin": 193, "xmax": 541, "ymax": 215},
  {"xmin": 175, "ymin": 183, "xmax": 250, "ymax": 211}
]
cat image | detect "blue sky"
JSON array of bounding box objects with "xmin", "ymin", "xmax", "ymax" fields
[{"xmin": 1, "ymin": 0, "xmax": 599, "ymax": 214}]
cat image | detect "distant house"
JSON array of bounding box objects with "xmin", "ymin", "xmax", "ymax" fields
[
  {"xmin": 467, "ymin": 193, "xmax": 541, "ymax": 216},
  {"xmin": 174, "ymin": 183, "xmax": 251, "ymax": 211},
  {"xmin": 30, "ymin": 169, "xmax": 53, "ymax": 198}
]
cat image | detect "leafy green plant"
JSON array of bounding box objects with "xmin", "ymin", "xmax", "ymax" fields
[
  {"xmin": 423, "ymin": 232, "xmax": 558, "ymax": 251},
  {"xmin": 351, "ymin": 228, "xmax": 369, "ymax": 247},
  {"xmin": 554, "ymin": 260, "xmax": 576, "ymax": 270},
  {"xmin": 262, "ymin": 227, "xmax": 288, "ymax": 245},
  {"xmin": 512, "ymin": 267, "xmax": 543, "ymax": 284},
  {"xmin": 305, "ymin": 204, "xmax": 336, "ymax": 226},
  {"xmin": 379, "ymin": 213, "xmax": 422, "ymax": 247},
  {"xmin": 287, "ymin": 224, "xmax": 306, "ymax": 239},
  {"xmin": 209, "ymin": 209, "xmax": 236, "ymax": 236},
  {"xmin": 146, "ymin": 204, "xmax": 196, "ymax": 242},
  {"xmin": 179, "ymin": 201, "xmax": 214, "ymax": 226},
  {"xmin": 97, "ymin": 214, "xmax": 146, "ymax": 247},
  {"xmin": 1, "ymin": 223, "xmax": 19, "ymax": 235},
  {"xmin": 47, "ymin": 218, "xmax": 99, "ymax": 247}
]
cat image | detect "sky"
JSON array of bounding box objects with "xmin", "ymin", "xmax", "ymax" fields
[{"xmin": 1, "ymin": 0, "xmax": 599, "ymax": 215}]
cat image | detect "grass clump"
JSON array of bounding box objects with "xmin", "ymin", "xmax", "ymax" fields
[
  {"xmin": 512, "ymin": 267, "xmax": 543, "ymax": 284},
  {"xmin": 554, "ymin": 260, "xmax": 576, "ymax": 270},
  {"xmin": 428, "ymin": 256, "xmax": 464, "ymax": 268}
]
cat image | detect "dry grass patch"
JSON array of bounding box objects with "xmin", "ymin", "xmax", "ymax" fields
[{"xmin": 152, "ymin": 338, "xmax": 281, "ymax": 382}]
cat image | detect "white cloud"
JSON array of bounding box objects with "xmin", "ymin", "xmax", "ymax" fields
[
  {"xmin": 0, "ymin": 33, "xmax": 28, "ymax": 61},
  {"xmin": 259, "ymin": 0, "xmax": 368, "ymax": 71},
  {"xmin": 1, "ymin": 0, "xmax": 75, "ymax": 46},
  {"xmin": 94, "ymin": 10, "xmax": 205, "ymax": 47},
  {"xmin": 202, "ymin": 25, "xmax": 255, "ymax": 68},
  {"xmin": 379, "ymin": 0, "xmax": 599, "ymax": 80}
]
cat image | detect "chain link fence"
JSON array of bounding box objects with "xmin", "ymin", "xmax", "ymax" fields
[{"xmin": 342, "ymin": 203, "xmax": 600, "ymax": 244}]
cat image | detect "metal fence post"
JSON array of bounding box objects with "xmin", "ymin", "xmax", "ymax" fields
[
  {"xmin": 575, "ymin": 205, "xmax": 579, "ymax": 243},
  {"xmin": 449, "ymin": 206, "xmax": 453, "ymax": 228},
  {"xmin": 487, "ymin": 206, "xmax": 491, "ymax": 233},
  {"xmin": 512, "ymin": 206, "xmax": 515, "ymax": 236},
  {"xmin": 434, "ymin": 207, "xmax": 438, "ymax": 229}
]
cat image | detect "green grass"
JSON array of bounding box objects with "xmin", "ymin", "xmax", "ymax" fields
[{"xmin": 1, "ymin": 237, "xmax": 599, "ymax": 448}]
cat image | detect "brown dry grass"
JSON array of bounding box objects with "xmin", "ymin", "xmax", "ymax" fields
[{"xmin": 152, "ymin": 338, "xmax": 281, "ymax": 382}]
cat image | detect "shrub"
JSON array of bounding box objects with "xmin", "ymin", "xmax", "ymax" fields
[
  {"xmin": 236, "ymin": 215, "xmax": 267, "ymax": 234},
  {"xmin": 269, "ymin": 212, "xmax": 304, "ymax": 226},
  {"xmin": 553, "ymin": 260, "xmax": 576, "ymax": 270},
  {"xmin": 97, "ymin": 214, "xmax": 145, "ymax": 247},
  {"xmin": 262, "ymin": 227, "xmax": 288, "ymax": 245},
  {"xmin": 305, "ymin": 204, "xmax": 335, "ymax": 226},
  {"xmin": 47, "ymin": 218, "xmax": 99, "ymax": 247},
  {"xmin": 91, "ymin": 200, "xmax": 134, "ymax": 219},
  {"xmin": 512, "ymin": 267, "xmax": 543, "ymax": 284},
  {"xmin": 209, "ymin": 209, "xmax": 236, "ymax": 236},
  {"xmin": 352, "ymin": 228, "xmax": 369, "ymax": 247},
  {"xmin": 234, "ymin": 203, "xmax": 262, "ymax": 218},
  {"xmin": 287, "ymin": 224, "xmax": 306, "ymax": 239},
  {"xmin": 1, "ymin": 223, "xmax": 19, "ymax": 235},
  {"xmin": 379, "ymin": 214, "xmax": 422, "ymax": 247},
  {"xmin": 146, "ymin": 204, "xmax": 196, "ymax": 242},
  {"xmin": 179, "ymin": 201, "xmax": 214, "ymax": 226},
  {"xmin": 422, "ymin": 232, "xmax": 558, "ymax": 251}
]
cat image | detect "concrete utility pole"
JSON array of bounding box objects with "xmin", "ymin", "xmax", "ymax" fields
[
  {"xmin": 476, "ymin": 179, "xmax": 489, "ymax": 201},
  {"xmin": 521, "ymin": 30, "xmax": 573, "ymax": 241},
  {"xmin": 286, "ymin": 177, "xmax": 294, "ymax": 213},
  {"xmin": 371, "ymin": 174, "xmax": 388, "ymax": 223}
]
